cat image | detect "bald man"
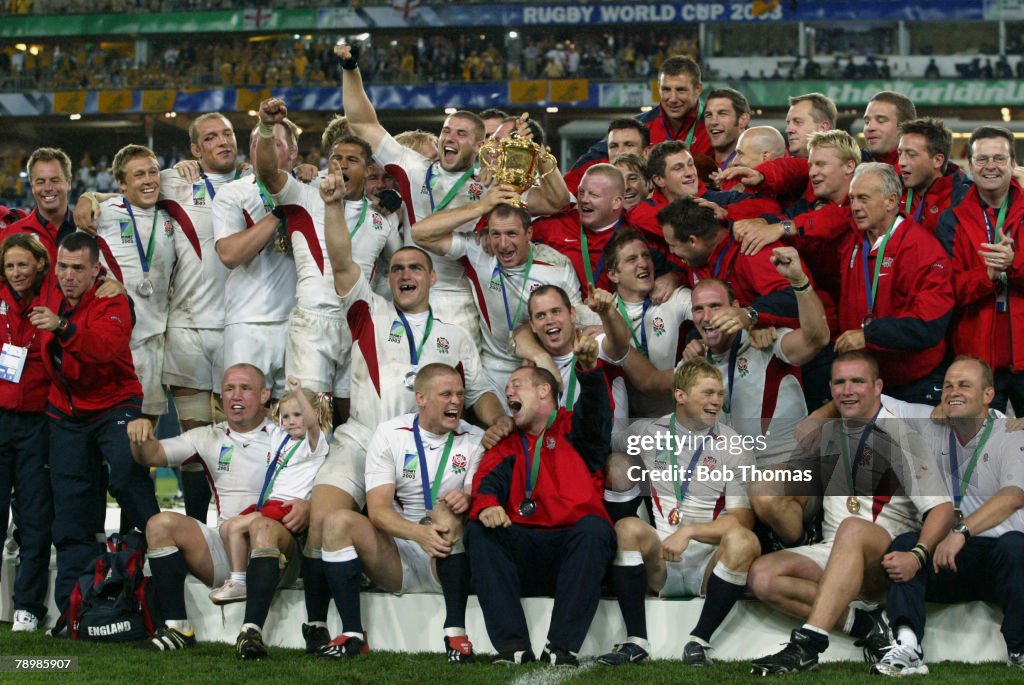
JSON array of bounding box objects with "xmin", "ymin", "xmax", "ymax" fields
[{"xmin": 731, "ymin": 127, "xmax": 787, "ymax": 171}]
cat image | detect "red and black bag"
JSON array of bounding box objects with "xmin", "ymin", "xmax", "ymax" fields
[{"xmin": 68, "ymin": 532, "xmax": 154, "ymax": 642}]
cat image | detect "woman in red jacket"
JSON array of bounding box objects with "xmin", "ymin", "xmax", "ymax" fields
[{"xmin": 0, "ymin": 233, "xmax": 55, "ymax": 633}]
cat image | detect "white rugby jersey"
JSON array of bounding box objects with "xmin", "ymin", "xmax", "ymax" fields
[
  {"xmin": 162, "ymin": 419, "xmax": 272, "ymax": 523},
  {"xmin": 273, "ymin": 174, "xmax": 401, "ymax": 311},
  {"xmin": 817, "ymin": 407, "xmax": 949, "ymax": 541},
  {"xmin": 339, "ymin": 274, "xmax": 490, "ymax": 436},
  {"xmin": 262, "ymin": 423, "xmax": 329, "ymax": 503},
  {"xmin": 211, "ymin": 177, "xmax": 296, "ymax": 325},
  {"xmin": 364, "ymin": 413, "xmax": 484, "ymax": 522},
  {"xmin": 374, "ymin": 133, "xmax": 484, "ymax": 298},
  {"xmin": 613, "ymin": 416, "xmax": 753, "ymax": 537},
  {"xmin": 160, "ymin": 169, "xmax": 245, "ymax": 329},
  {"xmin": 881, "ymin": 398, "xmax": 1024, "ymax": 539},
  {"xmin": 702, "ymin": 329, "xmax": 806, "ymax": 465},
  {"xmin": 447, "ymin": 234, "xmax": 584, "ymax": 369},
  {"xmin": 93, "ymin": 198, "xmax": 177, "ymax": 343}
]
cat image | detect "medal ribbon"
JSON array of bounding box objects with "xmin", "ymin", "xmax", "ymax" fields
[
  {"xmin": 659, "ymin": 99, "xmax": 704, "ymax": 147},
  {"xmin": 199, "ymin": 167, "xmax": 240, "ymax": 201},
  {"xmin": 426, "ymin": 164, "xmax": 475, "ymax": 213},
  {"xmin": 706, "ymin": 332, "xmax": 742, "ymax": 413},
  {"xmin": 580, "ymin": 217, "xmax": 623, "ymax": 290},
  {"xmin": 257, "ymin": 435, "xmax": 303, "ymax": 510},
  {"xmin": 948, "ymin": 416, "xmax": 994, "ymax": 511},
  {"xmin": 982, "ymin": 197, "xmax": 1010, "ymax": 285},
  {"xmin": 666, "ymin": 416, "xmax": 715, "ymax": 510},
  {"xmin": 123, "ymin": 199, "xmax": 159, "ymax": 278},
  {"xmin": 520, "ymin": 408, "xmax": 559, "ymax": 501},
  {"xmin": 838, "ymin": 408, "xmax": 882, "ymax": 495},
  {"xmin": 615, "ymin": 295, "xmax": 650, "ymax": 357},
  {"xmin": 861, "ymin": 215, "xmax": 899, "ymax": 315},
  {"xmin": 711, "ymin": 236, "xmax": 734, "ymax": 279},
  {"xmin": 497, "ymin": 245, "xmax": 534, "ymax": 334},
  {"xmin": 254, "ymin": 177, "xmax": 276, "ymax": 211},
  {"xmin": 902, "ymin": 189, "xmax": 926, "ymax": 224},
  {"xmin": 558, "ymin": 356, "xmax": 579, "ymax": 408},
  {"xmin": 397, "ymin": 308, "xmax": 434, "ymax": 365},
  {"xmin": 349, "ymin": 197, "xmax": 369, "ymax": 238},
  {"xmin": 412, "ymin": 415, "xmax": 456, "ymax": 513}
]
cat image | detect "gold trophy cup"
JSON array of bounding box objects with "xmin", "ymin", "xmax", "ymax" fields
[{"xmin": 478, "ymin": 135, "xmax": 557, "ymax": 207}]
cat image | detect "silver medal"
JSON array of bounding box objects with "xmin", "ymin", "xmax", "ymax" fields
[
  {"xmin": 136, "ymin": 278, "xmax": 154, "ymax": 298},
  {"xmin": 404, "ymin": 367, "xmax": 418, "ymax": 390}
]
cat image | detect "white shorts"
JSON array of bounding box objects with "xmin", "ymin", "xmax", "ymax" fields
[
  {"xmin": 285, "ymin": 305, "xmax": 351, "ymax": 396},
  {"xmin": 163, "ymin": 326, "xmax": 224, "ymax": 393},
  {"xmin": 787, "ymin": 540, "xmax": 835, "ymax": 570},
  {"xmin": 198, "ymin": 521, "xmax": 231, "ymax": 588},
  {"xmin": 429, "ymin": 288, "xmax": 480, "ymax": 348},
  {"xmin": 313, "ymin": 422, "xmax": 374, "ymax": 508},
  {"xmin": 132, "ymin": 334, "xmax": 167, "ymax": 416},
  {"xmin": 394, "ymin": 537, "xmax": 442, "ymax": 594},
  {"xmin": 222, "ymin": 321, "xmax": 288, "ymax": 398},
  {"xmin": 657, "ymin": 528, "xmax": 717, "ymax": 598}
]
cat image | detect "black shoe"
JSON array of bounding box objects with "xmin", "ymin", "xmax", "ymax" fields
[
  {"xmin": 750, "ymin": 629, "xmax": 823, "ymax": 675},
  {"xmin": 318, "ymin": 633, "xmax": 369, "ymax": 659},
  {"xmin": 236, "ymin": 627, "xmax": 268, "ymax": 661},
  {"xmin": 138, "ymin": 626, "xmax": 197, "ymax": 651},
  {"xmin": 444, "ymin": 634, "xmax": 475, "ymax": 664},
  {"xmin": 540, "ymin": 643, "xmax": 579, "ymax": 667},
  {"xmin": 302, "ymin": 623, "xmax": 331, "ymax": 654},
  {"xmin": 682, "ymin": 640, "xmax": 713, "ymax": 666},
  {"xmin": 493, "ymin": 649, "xmax": 536, "ymax": 665},
  {"xmin": 853, "ymin": 607, "xmax": 891, "ymax": 664},
  {"xmin": 597, "ymin": 641, "xmax": 649, "ymax": 666}
]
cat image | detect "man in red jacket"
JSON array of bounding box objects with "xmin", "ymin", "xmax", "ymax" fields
[
  {"xmin": 467, "ymin": 337, "xmax": 615, "ymax": 667},
  {"xmin": 836, "ymin": 163, "xmax": 953, "ymax": 404},
  {"xmin": 897, "ymin": 117, "xmax": 968, "ymax": 235},
  {"xmin": 937, "ymin": 126, "xmax": 1023, "ymax": 414},
  {"xmin": 29, "ymin": 232, "xmax": 159, "ymax": 623}
]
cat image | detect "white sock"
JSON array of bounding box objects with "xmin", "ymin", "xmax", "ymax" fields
[
  {"xmin": 165, "ymin": 619, "xmax": 193, "ymax": 635},
  {"xmin": 842, "ymin": 608, "xmax": 856, "ymax": 635},
  {"xmin": 443, "ymin": 627, "xmax": 467, "ymax": 637},
  {"xmin": 322, "ymin": 545, "xmax": 358, "ymax": 563},
  {"xmin": 802, "ymin": 623, "xmax": 829, "ymax": 638},
  {"xmin": 241, "ymin": 623, "xmax": 262, "ymax": 635},
  {"xmin": 613, "ymin": 550, "xmax": 644, "ymax": 566},
  {"xmin": 897, "ymin": 625, "xmax": 919, "ymax": 649},
  {"xmin": 688, "ymin": 635, "xmax": 710, "ymax": 648},
  {"xmin": 230, "ymin": 572, "xmax": 247, "ymax": 584}
]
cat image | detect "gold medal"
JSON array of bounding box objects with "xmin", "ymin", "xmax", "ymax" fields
[
  {"xmin": 667, "ymin": 507, "xmax": 681, "ymax": 526},
  {"xmin": 847, "ymin": 496, "xmax": 860, "ymax": 514}
]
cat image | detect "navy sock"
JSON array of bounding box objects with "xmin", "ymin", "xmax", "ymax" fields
[
  {"xmin": 691, "ymin": 572, "xmax": 745, "ymax": 643},
  {"xmin": 323, "ymin": 556, "xmax": 364, "ymax": 634},
  {"xmin": 435, "ymin": 553, "xmax": 471, "ymax": 629},
  {"xmin": 242, "ymin": 553, "xmax": 280, "ymax": 628},
  {"xmin": 148, "ymin": 550, "xmax": 188, "ymax": 622},
  {"xmin": 302, "ymin": 554, "xmax": 330, "ymax": 623},
  {"xmin": 611, "ymin": 562, "xmax": 648, "ymax": 640}
]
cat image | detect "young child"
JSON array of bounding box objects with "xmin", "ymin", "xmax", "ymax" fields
[{"xmin": 209, "ymin": 376, "xmax": 328, "ymax": 604}]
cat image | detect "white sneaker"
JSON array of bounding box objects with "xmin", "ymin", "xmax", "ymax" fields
[
  {"xmin": 870, "ymin": 641, "xmax": 929, "ymax": 677},
  {"xmin": 208, "ymin": 579, "xmax": 247, "ymax": 605},
  {"xmin": 12, "ymin": 610, "xmax": 39, "ymax": 632}
]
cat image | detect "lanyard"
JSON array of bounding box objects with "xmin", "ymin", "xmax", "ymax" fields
[
  {"xmin": 666, "ymin": 417, "xmax": 714, "ymax": 506},
  {"xmin": 861, "ymin": 216, "xmax": 899, "ymax": 315},
  {"xmin": 982, "ymin": 197, "xmax": 1009, "ymax": 244},
  {"xmin": 718, "ymin": 150, "xmax": 737, "ymax": 171},
  {"xmin": 3, "ymin": 300, "xmax": 37, "ymax": 348},
  {"xmin": 396, "ymin": 308, "xmax": 434, "ymax": 365},
  {"xmin": 558, "ymin": 357, "xmax": 579, "ymax": 408},
  {"xmin": 254, "ymin": 177, "xmax": 276, "ymax": 211},
  {"xmin": 257, "ymin": 435, "xmax": 303, "ymax": 509},
  {"xmin": 497, "ymin": 246, "xmax": 534, "ymax": 334},
  {"xmin": 903, "ymin": 189, "xmax": 926, "ymax": 224},
  {"xmin": 199, "ymin": 168, "xmax": 240, "ymax": 201},
  {"xmin": 712, "ymin": 236, "xmax": 734, "ymax": 279},
  {"xmin": 615, "ymin": 295, "xmax": 650, "ymax": 357},
  {"xmin": 520, "ymin": 409, "xmax": 559, "ymax": 500},
  {"xmin": 349, "ymin": 197, "xmax": 369, "ymax": 238},
  {"xmin": 948, "ymin": 416, "xmax": 994, "ymax": 510},
  {"xmin": 839, "ymin": 408, "xmax": 882, "ymax": 494},
  {"xmin": 412, "ymin": 415, "xmax": 456, "ymax": 513},
  {"xmin": 425, "ymin": 164, "xmax": 474, "ymax": 213},
  {"xmin": 124, "ymin": 200, "xmax": 158, "ymax": 276},
  {"xmin": 580, "ymin": 217, "xmax": 622, "ymax": 289},
  {"xmin": 707, "ymin": 333, "xmax": 742, "ymax": 413},
  {"xmin": 659, "ymin": 99, "xmax": 704, "ymax": 147}
]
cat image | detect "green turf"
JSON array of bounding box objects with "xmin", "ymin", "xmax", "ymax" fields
[{"xmin": 2, "ymin": 627, "xmax": 1020, "ymax": 685}]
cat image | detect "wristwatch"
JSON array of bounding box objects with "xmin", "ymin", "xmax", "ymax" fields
[
  {"xmin": 57, "ymin": 317, "xmax": 68, "ymax": 333},
  {"xmin": 745, "ymin": 306, "xmax": 759, "ymax": 328},
  {"xmin": 952, "ymin": 522, "xmax": 972, "ymax": 541},
  {"xmin": 780, "ymin": 219, "xmax": 795, "ymax": 236}
]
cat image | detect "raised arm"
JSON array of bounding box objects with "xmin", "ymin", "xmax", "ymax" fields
[
  {"xmin": 321, "ymin": 171, "xmax": 360, "ymax": 296},
  {"xmin": 336, "ymin": 43, "xmax": 387, "ymax": 150},
  {"xmin": 772, "ymin": 246, "xmax": 830, "ymax": 366},
  {"xmin": 286, "ymin": 376, "xmax": 321, "ymax": 450},
  {"xmin": 410, "ymin": 184, "xmax": 520, "ymax": 255},
  {"xmin": 255, "ymin": 98, "xmax": 290, "ymax": 195}
]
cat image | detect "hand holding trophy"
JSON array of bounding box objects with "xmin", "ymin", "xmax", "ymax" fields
[{"xmin": 478, "ymin": 119, "xmax": 557, "ymax": 208}]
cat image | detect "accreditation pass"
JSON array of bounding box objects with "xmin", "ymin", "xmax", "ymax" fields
[
  {"xmin": 0, "ymin": 657, "xmax": 78, "ymax": 672},
  {"xmin": 0, "ymin": 343, "xmax": 28, "ymax": 383}
]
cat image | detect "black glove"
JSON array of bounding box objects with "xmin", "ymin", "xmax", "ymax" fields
[
  {"xmin": 338, "ymin": 43, "xmax": 360, "ymax": 71},
  {"xmin": 377, "ymin": 188, "xmax": 402, "ymax": 214}
]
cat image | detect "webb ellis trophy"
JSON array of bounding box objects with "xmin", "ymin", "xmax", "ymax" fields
[{"xmin": 478, "ymin": 132, "xmax": 557, "ymax": 207}]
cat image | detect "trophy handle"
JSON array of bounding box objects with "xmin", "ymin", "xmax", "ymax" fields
[{"xmin": 535, "ymin": 145, "xmax": 558, "ymax": 181}]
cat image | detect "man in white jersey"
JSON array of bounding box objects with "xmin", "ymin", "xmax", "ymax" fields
[
  {"xmin": 616, "ymin": 249, "xmax": 828, "ymax": 465},
  {"xmin": 92, "ymin": 144, "xmax": 177, "ymax": 422},
  {"xmin": 158, "ymin": 112, "xmax": 246, "ymax": 521},
  {"xmin": 749, "ymin": 351, "xmax": 955, "ymax": 675},
  {"xmin": 872, "ymin": 357, "xmax": 1024, "ymax": 675},
  {"xmin": 129, "ymin": 364, "xmax": 310, "ymax": 653},
  {"xmin": 255, "ymin": 98, "xmax": 401, "ymax": 423},
  {"xmin": 213, "ymin": 123, "xmax": 298, "ymax": 400},
  {"xmin": 335, "ymin": 42, "xmax": 570, "ymax": 347},
  {"xmin": 295, "ymin": 170, "xmax": 504, "ymax": 653},
  {"xmin": 597, "ymin": 359, "xmax": 760, "ymax": 667},
  {"xmin": 411, "ymin": 197, "xmax": 591, "ymax": 405},
  {"xmin": 316, "ymin": 364, "xmax": 484, "ymax": 662}
]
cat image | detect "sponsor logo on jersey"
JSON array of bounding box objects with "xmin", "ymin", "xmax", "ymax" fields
[
  {"xmin": 192, "ymin": 183, "xmax": 208, "ymax": 207},
  {"xmin": 489, "ymin": 267, "xmax": 502, "ymax": 291},
  {"xmin": 388, "ymin": 319, "xmax": 405, "ymax": 344},
  {"xmin": 217, "ymin": 444, "xmax": 233, "ymax": 472},
  {"xmin": 402, "ymin": 451, "xmax": 417, "ymax": 479},
  {"xmin": 119, "ymin": 220, "xmax": 134, "ymax": 244}
]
